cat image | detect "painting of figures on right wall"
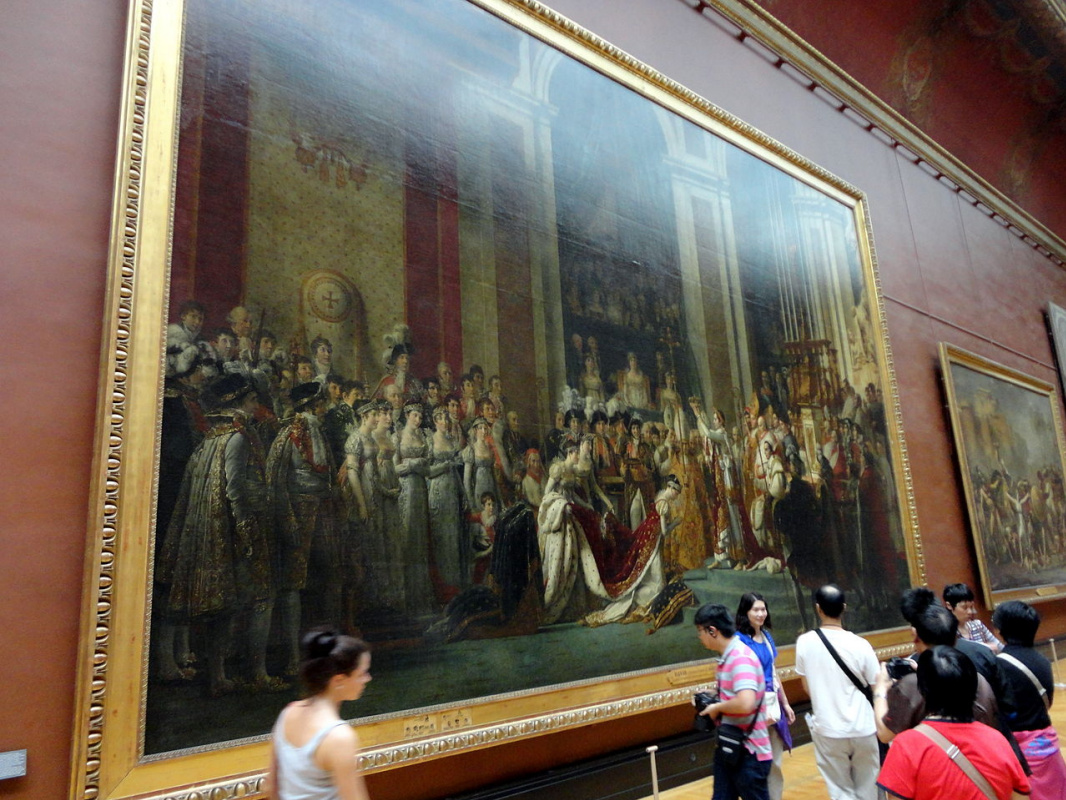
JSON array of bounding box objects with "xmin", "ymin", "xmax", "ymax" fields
[{"xmin": 940, "ymin": 342, "xmax": 1066, "ymax": 606}]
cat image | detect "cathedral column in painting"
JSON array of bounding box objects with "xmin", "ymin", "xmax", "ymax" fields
[
  {"xmin": 520, "ymin": 43, "xmax": 566, "ymax": 430},
  {"xmin": 656, "ymin": 110, "xmax": 752, "ymax": 420},
  {"xmin": 457, "ymin": 38, "xmax": 564, "ymax": 434},
  {"xmin": 789, "ymin": 182, "xmax": 861, "ymax": 382}
]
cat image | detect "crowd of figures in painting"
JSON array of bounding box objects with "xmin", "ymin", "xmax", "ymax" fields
[
  {"xmin": 154, "ymin": 297, "xmax": 907, "ymax": 697},
  {"xmin": 972, "ymin": 464, "xmax": 1066, "ymax": 579}
]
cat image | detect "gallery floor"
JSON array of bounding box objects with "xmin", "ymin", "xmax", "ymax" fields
[{"xmin": 638, "ymin": 659, "xmax": 1066, "ymax": 800}]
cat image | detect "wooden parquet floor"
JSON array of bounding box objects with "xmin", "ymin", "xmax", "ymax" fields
[{"xmin": 640, "ymin": 659, "xmax": 1066, "ymax": 800}]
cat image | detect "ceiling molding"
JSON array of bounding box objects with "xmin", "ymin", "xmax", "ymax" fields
[{"xmin": 682, "ymin": 0, "xmax": 1066, "ymax": 267}]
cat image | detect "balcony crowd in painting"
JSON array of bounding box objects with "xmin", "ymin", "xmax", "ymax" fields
[{"xmin": 156, "ymin": 298, "xmax": 908, "ymax": 696}]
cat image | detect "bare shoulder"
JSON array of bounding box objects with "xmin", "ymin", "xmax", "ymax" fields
[{"xmin": 321, "ymin": 721, "xmax": 359, "ymax": 757}]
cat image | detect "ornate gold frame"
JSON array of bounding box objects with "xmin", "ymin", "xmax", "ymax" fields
[
  {"xmin": 939, "ymin": 343, "xmax": 1066, "ymax": 608},
  {"xmin": 71, "ymin": 1, "xmax": 924, "ymax": 798}
]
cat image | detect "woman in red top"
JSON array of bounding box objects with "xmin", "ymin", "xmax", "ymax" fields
[{"xmin": 877, "ymin": 646, "xmax": 1029, "ymax": 800}]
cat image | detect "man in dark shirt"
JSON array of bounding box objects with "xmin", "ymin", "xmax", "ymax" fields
[{"xmin": 873, "ymin": 603, "xmax": 999, "ymax": 740}]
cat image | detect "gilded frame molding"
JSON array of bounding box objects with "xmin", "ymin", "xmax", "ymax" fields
[
  {"xmin": 71, "ymin": 1, "xmax": 925, "ymax": 798},
  {"xmin": 938, "ymin": 342, "xmax": 1066, "ymax": 609}
]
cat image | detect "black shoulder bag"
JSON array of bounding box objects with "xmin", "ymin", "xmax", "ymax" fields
[{"xmin": 715, "ymin": 691, "xmax": 765, "ymax": 768}]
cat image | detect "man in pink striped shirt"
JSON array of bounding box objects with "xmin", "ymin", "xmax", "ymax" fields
[{"xmin": 696, "ymin": 603, "xmax": 772, "ymax": 800}]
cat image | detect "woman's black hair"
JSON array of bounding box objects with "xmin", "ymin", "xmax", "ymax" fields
[
  {"xmin": 299, "ymin": 627, "xmax": 369, "ymax": 696},
  {"xmin": 735, "ymin": 592, "xmax": 773, "ymax": 636},
  {"xmin": 916, "ymin": 645, "xmax": 975, "ymax": 722},
  {"xmin": 693, "ymin": 603, "xmax": 736, "ymax": 637},
  {"xmin": 992, "ymin": 600, "xmax": 1041, "ymax": 647}
]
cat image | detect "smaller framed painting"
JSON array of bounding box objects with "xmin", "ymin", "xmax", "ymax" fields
[
  {"xmin": 939, "ymin": 342, "xmax": 1066, "ymax": 607},
  {"xmin": 1046, "ymin": 302, "xmax": 1066, "ymax": 388}
]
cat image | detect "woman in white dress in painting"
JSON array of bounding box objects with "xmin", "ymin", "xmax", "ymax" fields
[
  {"xmin": 618, "ymin": 352, "xmax": 652, "ymax": 410},
  {"xmin": 427, "ymin": 406, "xmax": 467, "ymax": 598},
  {"xmin": 395, "ymin": 401, "xmax": 434, "ymax": 613}
]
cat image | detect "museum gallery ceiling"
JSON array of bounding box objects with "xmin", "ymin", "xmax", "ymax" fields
[{"xmin": 735, "ymin": 0, "xmax": 1066, "ymax": 238}]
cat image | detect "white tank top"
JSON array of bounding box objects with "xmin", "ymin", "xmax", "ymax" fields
[{"xmin": 272, "ymin": 706, "xmax": 350, "ymax": 800}]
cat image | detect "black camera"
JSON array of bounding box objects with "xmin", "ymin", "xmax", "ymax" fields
[
  {"xmin": 693, "ymin": 691, "xmax": 716, "ymax": 733},
  {"xmin": 885, "ymin": 656, "xmax": 915, "ymax": 681}
]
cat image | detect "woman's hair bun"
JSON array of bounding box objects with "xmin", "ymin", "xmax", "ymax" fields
[{"xmin": 302, "ymin": 627, "xmax": 339, "ymax": 660}]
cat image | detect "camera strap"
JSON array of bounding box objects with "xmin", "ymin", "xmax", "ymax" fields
[
  {"xmin": 914, "ymin": 724, "xmax": 997, "ymax": 800},
  {"xmin": 814, "ymin": 629, "xmax": 873, "ymax": 703}
]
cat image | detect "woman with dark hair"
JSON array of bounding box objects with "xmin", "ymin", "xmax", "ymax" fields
[
  {"xmin": 395, "ymin": 401, "xmax": 434, "ymax": 613},
  {"xmin": 266, "ymin": 628, "xmax": 372, "ymax": 800},
  {"xmin": 580, "ymin": 353, "xmax": 605, "ymax": 406},
  {"xmin": 877, "ymin": 646, "xmax": 1028, "ymax": 800},
  {"xmin": 428, "ymin": 405, "xmax": 466, "ymax": 600},
  {"xmin": 735, "ymin": 592, "xmax": 794, "ymax": 800},
  {"xmin": 463, "ymin": 417, "xmax": 500, "ymax": 514},
  {"xmin": 992, "ymin": 600, "xmax": 1066, "ymax": 798},
  {"xmin": 373, "ymin": 400, "xmax": 404, "ymax": 611}
]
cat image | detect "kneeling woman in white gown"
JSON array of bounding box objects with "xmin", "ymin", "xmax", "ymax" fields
[{"xmin": 538, "ymin": 438, "xmax": 681, "ymax": 626}]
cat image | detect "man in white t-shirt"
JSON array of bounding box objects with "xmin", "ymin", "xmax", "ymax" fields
[{"xmin": 794, "ymin": 584, "xmax": 880, "ymax": 800}]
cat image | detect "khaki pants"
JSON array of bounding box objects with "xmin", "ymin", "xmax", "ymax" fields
[{"xmin": 809, "ymin": 730, "xmax": 879, "ymax": 800}]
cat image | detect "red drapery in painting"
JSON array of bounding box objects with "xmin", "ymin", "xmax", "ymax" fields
[
  {"xmin": 404, "ymin": 96, "xmax": 464, "ymax": 383},
  {"xmin": 171, "ymin": 0, "xmax": 252, "ymax": 332}
]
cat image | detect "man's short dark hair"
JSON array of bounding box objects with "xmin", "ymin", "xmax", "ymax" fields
[
  {"xmin": 694, "ymin": 603, "xmax": 736, "ymax": 637},
  {"xmin": 917, "ymin": 646, "xmax": 976, "ymax": 722},
  {"xmin": 326, "ymin": 372, "xmax": 344, "ymax": 386},
  {"xmin": 943, "ymin": 583, "xmax": 975, "ymax": 607},
  {"xmin": 341, "ymin": 380, "xmax": 362, "ymax": 395},
  {"xmin": 212, "ymin": 326, "xmax": 237, "ymax": 342},
  {"xmin": 178, "ymin": 299, "xmax": 206, "ymax": 317},
  {"xmin": 913, "ymin": 604, "xmax": 958, "ymax": 647},
  {"xmin": 900, "ymin": 587, "xmax": 938, "ymax": 626},
  {"xmin": 992, "ymin": 600, "xmax": 1040, "ymax": 647},
  {"xmin": 814, "ymin": 584, "xmax": 845, "ymax": 618}
]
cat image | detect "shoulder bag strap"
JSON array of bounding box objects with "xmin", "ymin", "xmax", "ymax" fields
[
  {"xmin": 914, "ymin": 724, "xmax": 997, "ymax": 800},
  {"xmin": 815, "ymin": 628, "xmax": 873, "ymax": 702},
  {"xmin": 997, "ymin": 652, "xmax": 1051, "ymax": 710},
  {"xmin": 743, "ymin": 687, "xmax": 766, "ymax": 736}
]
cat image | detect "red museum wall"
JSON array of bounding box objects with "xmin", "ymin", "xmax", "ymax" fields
[{"xmin": 1, "ymin": 1, "xmax": 1065, "ymax": 799}]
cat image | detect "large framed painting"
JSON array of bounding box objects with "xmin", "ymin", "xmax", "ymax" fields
[
  {"xmin": 939, "ymin": 343, "xmax": 1066, "ymax": 608},
  {"xmin": 72, "ymin": 0, "xmax": 923, "ymax": 798}
]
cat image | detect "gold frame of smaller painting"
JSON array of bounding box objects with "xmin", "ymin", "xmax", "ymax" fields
[{"xmin": 939, "ymin": 342, "xmax": 1066, "ymax": 608}]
